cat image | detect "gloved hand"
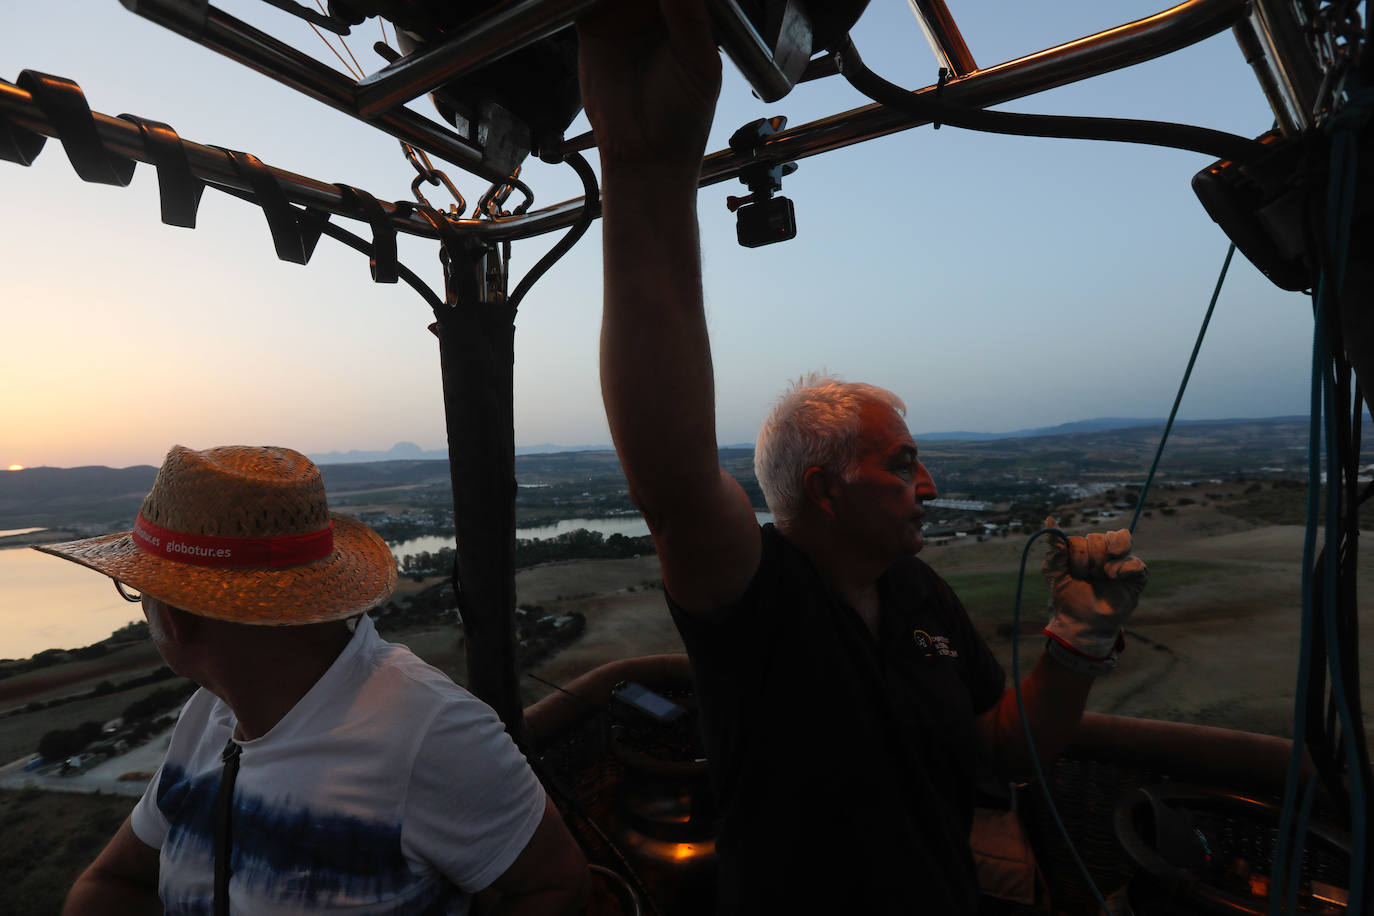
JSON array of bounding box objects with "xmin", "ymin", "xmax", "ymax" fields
[{"xmin": 1042, "ymin": 517, "xmax": 1148, "ymax": 662}]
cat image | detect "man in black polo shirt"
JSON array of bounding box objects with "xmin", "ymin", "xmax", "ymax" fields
[{"xmin": 579, "ymin": 1, "xmax": 1147, "ymax": 911}]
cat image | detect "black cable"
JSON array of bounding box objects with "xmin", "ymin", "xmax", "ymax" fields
[
  {"xmin": 1342, "ymin": 384, "xmax": 1372, "ymax": 834},
  {"xmin": 527, "ymin": 672, "xmax": 600, "ymax": 709},
  {"xmin": 507, "ymin": 151, "xmax": 599, "ymax": 313},
  {"xmin": 833, "ymin": 38, "xmax": 1268, "ymax": 163},
  {"xmin": 215, "ymin": 183, "xmax": 444, "ymax": 311},
  {"xmin": 318, "ymin": 220, "xmax": 445, "ymax": 311}
]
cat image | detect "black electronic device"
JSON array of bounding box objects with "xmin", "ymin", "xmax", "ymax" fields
[
  {"xmin": 610, "ymin": 681, "xmax": 688, "ymax": 724},
  {"xmin": 735, "ymin": 195, "xmax": 797, "ymax": 247}
]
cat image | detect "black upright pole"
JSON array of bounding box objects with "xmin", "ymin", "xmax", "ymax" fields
[{"xmin": 432, "ymin": 238, "xmax": 523, "ymax": 739}]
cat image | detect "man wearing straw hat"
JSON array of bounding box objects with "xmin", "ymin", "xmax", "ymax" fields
[{"xmin": 42, "ymin": 445, "xmax": 588, "ymax": 915}]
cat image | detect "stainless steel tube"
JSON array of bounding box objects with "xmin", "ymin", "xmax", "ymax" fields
[
  {"xmin": 355, "ymin": 0, "xmax": 601, "ymax": 118},
  {"xmin": 15, "ymin": 0, "xmax": 1253, "ymax": 244},
  {"xmin": 906, "ymin": 0, "xmax": 978, "ymax": 76},
  {"xmin": 707, "ymin": 0, "xmax": 795, "ymax": 102},
  {"xmin": 696, "ymin": 0, "xmax": 1251, "ymax": 185},
  {"xmin": 124, "ymin": 1, "xmax": 510, "ymax": 183}
]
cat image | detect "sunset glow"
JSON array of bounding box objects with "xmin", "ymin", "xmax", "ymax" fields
[
  {"xmin": 6, "ymin": 465, "xmax": 22, "ymax": 471},
  {"xmin": 0, "ymin": 2, "xmax": 1315, "ymax": 471}
]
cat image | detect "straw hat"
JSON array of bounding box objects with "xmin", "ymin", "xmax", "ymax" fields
[{"xmin": 35, "ymin": 445, "xmax": 397, "ymax": 625}]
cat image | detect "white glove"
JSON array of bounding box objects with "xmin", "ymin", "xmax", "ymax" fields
[{"xmin": 1042, "ymin": 517, "xmax": 1148, "ymax": 663}]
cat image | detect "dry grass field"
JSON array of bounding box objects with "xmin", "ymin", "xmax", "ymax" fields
[
  {"xmin": 925, "ymin": 481, "xmax": 1374, "ymax": 739},
  {"xmin": 0, "ymin": 787, "xmax": 137, "ymax": 916},
  {"xmin": 3, "ymin": 483, "xmax": 1371, "ymax": 912}
]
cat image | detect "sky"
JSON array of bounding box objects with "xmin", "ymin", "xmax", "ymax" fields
[{"xmin": 0, "ymin": 1, "xmax": 1315, "ymax": 470}]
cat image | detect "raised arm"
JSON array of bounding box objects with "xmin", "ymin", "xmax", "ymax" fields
[{"xmin": 580, "ymin": 0, "xmax": 761, "ymax": 616}]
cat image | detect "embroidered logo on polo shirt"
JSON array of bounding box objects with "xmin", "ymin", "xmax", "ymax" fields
[{"xmin": 912, "ymin": 628, "xmax": 958, "ymax": 658}]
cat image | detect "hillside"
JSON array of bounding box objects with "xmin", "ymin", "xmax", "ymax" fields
[
  {"xmin": 0, "ymin": 418, "xmax": 1338, "ymax": 535},
  {"xmin": 1, "ymin": 480, "xmax": 1370, "ymax": 914}
]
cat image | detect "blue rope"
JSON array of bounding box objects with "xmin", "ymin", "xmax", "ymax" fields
[
  {"xmin": 1285, "ymin": 773, "xmax": 1322, "ymax": 915},
  {"xmin": 1272, "ymin": 274, "xmax": 1325, "ymax": 916},
  {"xmin": 1273, "ymin": 83, "xmax": 1370, "ymax": 915},
  {"xmin": 1316, "ymin": 98, "xmax": 1366, "ymax": 913},
  {"xmin": 1008, "ymin": 242, "xmax": 1236, "ymax": 916},
  {"xmin": 1130, "ymin": 244, "xmax": 1235, "ymax": 534},
  {"xmin": 1010, "ymin": 526, "xmax": 1113, "ymax": 913}
]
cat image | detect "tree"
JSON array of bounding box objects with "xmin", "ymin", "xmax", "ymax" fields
[{"xmin": 37, "ymin": 721, "xmax": 102, "ymax": 761}]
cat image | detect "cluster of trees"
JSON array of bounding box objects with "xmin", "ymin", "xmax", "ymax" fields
[
  {"xmin": 33, "ymin": 680, "xmax": 196, "ymax": 761},
  {"xmin": 365, "ymin": 511, "xmax": 454, "ymax": 545},
  {"xmin": 37, "ymin": 721, "xmax": 104, "ymax": 763},
  {"xmin": 1, "ymin": 620, "xmax": 151, "ymax": 675},
  {"xmin": 516, "ymin": 610, "xmax": 586, "ymax": 669},
  {"xmin": 0, "ymin": 648, "xmax": 67, "ymax": 679},
  {"xmin": 8, "ymin": 665, "xmax": 179, "ymax": 721},
  {"xmin": 121, "ymin": 682, "xmax": 197, "ymax": 723},
  {"xmin": 372, "ymin": 584, "xmax": 459, "ymax": 636},
  {"xmin": 398, "ymin": 530, "xmax": 656, "ymax": 577}
]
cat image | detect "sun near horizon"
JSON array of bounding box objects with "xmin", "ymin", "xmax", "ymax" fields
[{"xmin": 6, "ymin": 464, "xmax": 22, "ymax": 471}]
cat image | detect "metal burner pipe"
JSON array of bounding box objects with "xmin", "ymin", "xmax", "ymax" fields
[
  {"xmin": 121, "ymin": 0, "xmax": 508, "ymax": 183},
  {"xmin": 355, "ymin": 0, "xmax": 602, "ymax": 118},
  {"xmin": 906, "ymin": 0, "xmax": 978, "ymax": 76},
  {"xmin": 696, "ymin": 0, "xmax": 1251, "ymax": 181},
  {"xmin": 16, "ymin": 0, "xmax": 1252, "ymax": 245},
  {"xmin": 707, "ymin": 0, "xmax": 794, "ymax": 102},
  {"xmin": 354, "ymin": 0, "xmax": 795, "ymax": 115},
  {"xmin": 471, "ymin": 0, "xmax": 1255, "ymax": 241}
]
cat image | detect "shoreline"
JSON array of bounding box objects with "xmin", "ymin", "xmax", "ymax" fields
[{"xmin": 0, "ymin": 530, "xmax": 83, "ymax": 551}]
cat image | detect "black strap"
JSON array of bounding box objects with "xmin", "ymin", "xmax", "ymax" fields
[
  {"xmin": 16, "ymin": 70, "xmax": 134, "ymax": 186},
  {"xmin": 213, "ymin": 737, "xmax": 242, "ymax": 916},
  {"xmin": 217, "ymin": 147, "xmax": 326, "ymax": 264},
  {"xmin": 335, "ymin": 183, "xmax": 399, "ymax": 283},
  {"xmin": 117, "ymin": 114, "xmax": 204, "ymax": 228}
]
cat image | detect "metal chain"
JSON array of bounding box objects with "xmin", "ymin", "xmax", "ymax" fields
[{"xmin": 401, "ymin": 141, "xmax": 466, "ymax": 217}]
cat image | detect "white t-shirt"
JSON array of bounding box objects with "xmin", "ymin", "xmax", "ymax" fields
[{"xmin": 130, "ymin": 614, "xmax": 546, "ymax": 914}]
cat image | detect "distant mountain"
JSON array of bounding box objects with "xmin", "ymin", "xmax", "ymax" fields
[
  {"xmin": 311, "ymin": 441, "xmax": 438, "ymax": 463},
  {"xmin": 1, "ymin": 416, "xmax": 1325, "ymax": 529},
  {"xmin": 309, "ymin": 441, "xmax": 611, "ymax": 464},
  {"xmin": 312, "ymin": 419, "xmax": 1316, "ymax": 461},
  {"xmin": 915, "ymin": 416, "xmax": 1308, "ymax": 442},
  {"xmin": 0, "ymin": 465, "xmax": 157, "ymax": 528}
]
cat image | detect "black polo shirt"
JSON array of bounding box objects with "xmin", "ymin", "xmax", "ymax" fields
[{"xmin": 668, "ymin": 524, "xmax": 1006, "ymax": 914}]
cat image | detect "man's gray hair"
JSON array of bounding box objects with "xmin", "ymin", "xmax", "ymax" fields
[{"xmin": 754, "ymin": 373, "xmax": 906, "ymax": 530}]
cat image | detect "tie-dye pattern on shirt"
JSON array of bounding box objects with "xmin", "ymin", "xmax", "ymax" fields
[{"xmin": 156, "ymin": 764, "xmax": 450, "ymax": 914}]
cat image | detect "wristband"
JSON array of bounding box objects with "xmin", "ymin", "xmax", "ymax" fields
[{"xmin": 1045, "ymin": 636, "xmax": 1119, "ymax": 677}]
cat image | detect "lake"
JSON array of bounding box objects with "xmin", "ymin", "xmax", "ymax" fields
[
  {"xmin": 1, "ymin": 513, "xmax": 773, "ymax": 660},
  {"xmin": 390, "ymin": 517, "xmax": 659, "ymax": 558},
  {"xmin": 2, "ymin": 546, "xmax": 146, "ymax": 661},
  {"xmin": 390, "ymin": 514, "xmax": 770, "ymax": 557}
]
